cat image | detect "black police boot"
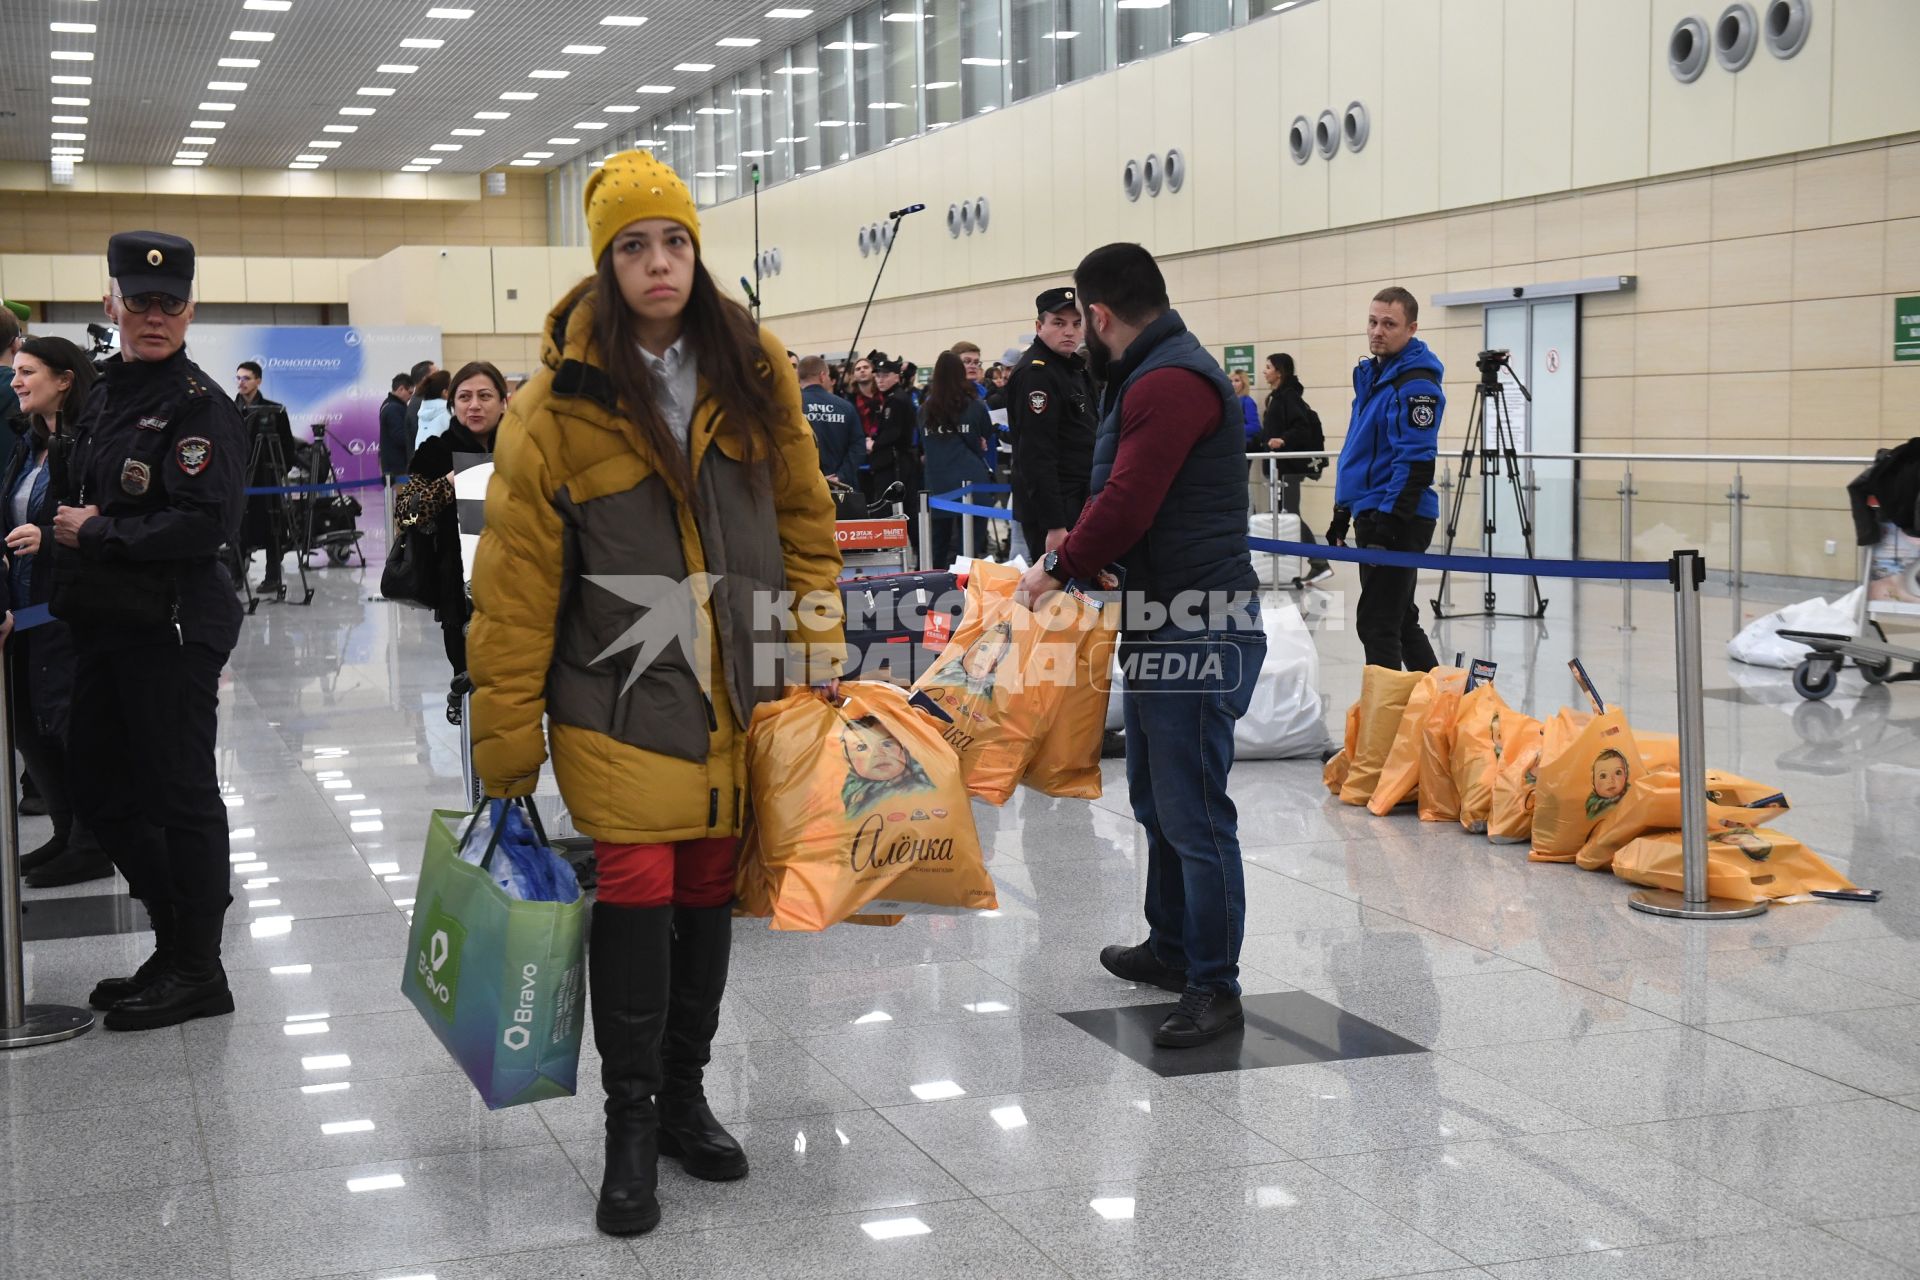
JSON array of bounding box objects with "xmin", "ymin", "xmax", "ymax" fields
[
  {"xmin": 90, "ymin": 899, "xmax": 176, "ymax": 1010},
  {"xmin": 104, "ymin": 905, "xmax": 235, "ymax": 1032},
  {"xmin": 591, "ymin": 901, "xmax": 673, "ymax": 1236},
  {"xmin": 1099, "ymin": 940, "xmax": 1189, "ymax": 994},
  {"xmin": 20, "ymin": 833, "xmax": 66, "ymax": 876},
  {"xmin": 656, "ymin": 905, "xmax": 749, "ymax": 1182},
  {"xmin": 1152, "ymin": 987, "xmax": 1245, "ymax": 1049},
  {"xmin": 24, "ymin": 844, "xmax": 115, "ymax": 888}
]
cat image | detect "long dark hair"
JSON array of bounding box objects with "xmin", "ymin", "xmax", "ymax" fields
[
  {"xmin": 920, "ymin": 350, "xmax": 972, "ymax": 428},
  {"xmin": 15, "ymin": 335, "xmax": 95, "ymax": 428},
  {"xmin": 591, "ymin": 250, "xmax": 780, "ymax": 497}
]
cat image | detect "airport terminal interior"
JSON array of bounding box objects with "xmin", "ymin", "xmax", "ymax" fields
[{"xmin": 3, "ymin": 1, "xmax": 1920, "ymax": 1277}]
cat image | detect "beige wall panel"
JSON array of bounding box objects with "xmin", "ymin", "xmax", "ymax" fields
[
  {"xmin": 1583, "ymin": 313, "xmax": 1636, "ymax": 377},
  {"xmin": 1632, "ymin": 373, "xmax": 1709, "ymax": 439},
  {"xmin": 1732, "ymin": 0, "xmax": 1833, "ymax": 160},
  {"xmin": 1707, "ymin": 301, "xmax": 1791, "ymax": 372},
  {"xmin": 1707, "ymin": 371, "xmax": 1792, "ymax": 439},
  {"xmin": 1831, "ymin": 0, "xmax": 1920, "ymax": 144},
  {"xmin": 1708, "ymin": 232, "xmax": 1793, "ymax": 306},
  {"xmin": 963, "ymin": 111, "xmax": 1008, "ymax": 286},
  {"xmin": 1151, "ymin": 55, "xmax": 1197, "ymax": 255},
  {"xmin": 1891, "ymin": 141, "xmax": 1920, "ymax": 218},
  {"xmin": 1079, "ymin": 74, "xmax": 1123, "ymax": 255},
  {"xmin": 1791, "ymin": 368, "xmax": 1883, "ymax": 439},
  {"xmin": 288, "ymin": 258, "xmax": 339, "ymax": 304},
  {"xmin": 1381, "ymin": 0, "xmax": 1443, "ymax": 219},
  {"xmin": 244, "ymin": 257, "xmax": 294, "ymax": 304},
  {"xmin": 1231, "ymin": 17, "xmax": 1285, "ymax": 244},
  {"xmin": 1444, "ymin": 211, "xmax": 1494, "ymax": 270},
  {"xmin": 1881, "ymin": 364, "xmax": 1920, "ymax": 435},
  {"xmin": 1636, "ymin": 174, "xmax": 1711, "ymax": 248},
  {"xmin": 381, "ymin": 175, "xmax": 431, "ymax": 200},
  {"xmin": 1327, "ymin": 0, "xmax": 1385, "ymax": 227},
  {"xmin": 1501, "ymin": 0, "xmax": 1575, "ymax": 199},
  {"xmin": 1711, "ymin": 161, "xmax": 1795, "ymax": 239},
  {"xmin": 1010, "ymin": 103, "xmax": 1056, "ymax": 275},
  {"xmin": 48, "ymin": 254, "xmax": 106, "ymax": 301},
  {"xmin": 1637, "ymin": 307, "xmax": 1710, "ymax": 375},
  {"xmin": 1277, "ymin": 0, "xmax": 1331, "ymax": 235},
  {"xmin": 1113, "ymin": 62, "xmax": 1158, "ymax": 251},
  {"xmin": 1633, "ymin": 242, "xmax": 1709, "ymax": 311},
  {"xmin": 1, "ymin": 256, "xmax": 55, "ymax": 303},
  {"xmin": 1581, "ymin": 189, "xmax": 1637, "ymax": 255},
  {"xmin": 1572, "ymin": 0, "xmax": 1652, "ymax": 187},
  {"xmin": 1648, "ymin": 0, "xmax": 1735, "ymax": 175},
  {"xmin": 1792, "ymin": 222, "xmax": 1886, "ymax": 300},
  {"xmin": 1887, "ymin": 217, "xmax": 1920, "ymax": 292},
  {"xmin": 1791, "ymin": 295, "xmax": 1884, "ymax": 368},
  {"xmin": 1535, "ymin": 197, "xmax": 1582, "ymax": 261},
  {"xmin": 197, "ymin": 256, "xmax": 249, "ymax": 303},
  {"xmin": 491, "ymin": 247, "xmax": 554, "ymax": 335},
  {"xmin": 1582, "ymin": 374, "xmax": 1635, "ymax": 438},
  {"xmin": 1438, "ymin": 0, "xmax": 1505, "ymax": 210},
  {"xmin": 434, "ymin": 247, "xmax": 494, "ymax": 334},
  {"xmin": 1182, "ymin": 39, "xmax": 1234, "ymax": 252},
  {"xmin": 1793, "ymin": 147, "xmax": 1888, "ymax": 230}
]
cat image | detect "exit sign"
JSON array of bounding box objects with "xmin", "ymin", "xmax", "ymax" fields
[
  {"xmin": 1897, "ymin": 296, "xmax": 1920, "ymax": 361},
  {"xmin": 1224, "ymin": 344, "xmax": 1255, "ymax": 377}
]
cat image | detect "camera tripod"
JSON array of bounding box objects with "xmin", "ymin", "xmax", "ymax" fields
[
  {"xmin": 1432, "ymin": 348, "xmax": 1547, "ymax": 620},
  {"xmin": 240, "ymin": 418, "xmax": 314, "ymax": 614}
]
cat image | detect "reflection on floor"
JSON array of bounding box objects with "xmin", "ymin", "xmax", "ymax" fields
[{"xmin": 6, "ymin": 516, "xmax": 1919, "ymax": 1279}]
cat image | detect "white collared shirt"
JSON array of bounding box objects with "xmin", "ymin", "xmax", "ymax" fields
[{"xmin": 641, "ymin": 334, "xmax": 697, "ymax": 452}]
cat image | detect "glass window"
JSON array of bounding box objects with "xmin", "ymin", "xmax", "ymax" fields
[
  {"xmin": 1009, "ymin": 0, "xmax": 1056, "ymax": 101},
  {"xmin": 851, "ymin": 5, "xmax": 885, "ymax": 156},
  {"xmin": 923, "ymin": 1, "xmax": 962, "ymax": 127},
  {"xmin": 1118, "ymin": 0, "xmax": 1170, "ymax": 63},
  {"xmin": 816, "ymin": 21, "xmax": 856, "ymax": 167},
  {"xmin": 735, "ymin": 61, "xmax": 780, "ymax": 189},
  {"xmin": 783, "ymin": 43, "xmax": 823, "ymax": 175},
  {"xmin": 1172, "ymin": 0, "xmax": 1231, "ymax": 44},
  {"xmin": 959, "ymin": 0, "xmax": 1006, "ymax": 118},
  {"xmin": 878, "ymin": 1, "xmax": 923, "ymax": 145}
]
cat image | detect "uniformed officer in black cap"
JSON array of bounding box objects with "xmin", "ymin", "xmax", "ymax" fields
[
  {"xmin": 50, "ymin": 230, "xmax": 247, "ymax": 1032},
  {"xmin": 1007, "ymin": 286, "xmax": 1098, "ymax": 559}
]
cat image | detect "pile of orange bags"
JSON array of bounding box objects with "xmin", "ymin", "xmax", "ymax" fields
[
  {"xmin": 736, "ymin": 681, "xmax": 998, "ymax": 931},
  {"xmin": 909, "ymin": 561, "xmax": 1116, "ymax": 804},
  {"xmin": 1367, "ymin": 667, "xmax": 1466, "ymax": 815}
]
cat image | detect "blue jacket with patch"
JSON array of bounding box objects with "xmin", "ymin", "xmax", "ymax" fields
[{"xmin": 1334, "ymin": 336, "xmax": 1444, "ymax": 520}]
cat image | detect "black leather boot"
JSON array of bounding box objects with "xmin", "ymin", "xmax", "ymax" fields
[
  {"xmin": 104, "ymin": 904, "xmax": 235, "ymax": 1031},
  {"xmin": 591, "ymin": 901, "xmax": 673, "ymax": 1236},
  {"xmin": 90, "ymin": 899, "xmax": 177, "ymax": 1010},
  {"xmin": 656, "ymin": 904, "xmax": 749, "ymax": 1182},
  {"xmin": 20, "ymin": 833, "xmax": 66, "ymax": 876}
]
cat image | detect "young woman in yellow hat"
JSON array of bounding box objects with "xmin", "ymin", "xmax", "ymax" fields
[{"xmin": 465, "ymin": 151, "xmax": 845, "ymax": 1236}]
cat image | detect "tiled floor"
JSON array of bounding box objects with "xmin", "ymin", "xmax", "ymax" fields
[{"xmin": 5, "ymin": 510, "xmax": 1918, "ymax": 1279}]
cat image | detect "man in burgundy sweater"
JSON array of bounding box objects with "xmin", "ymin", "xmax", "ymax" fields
[{"xmin": 1018, "ymin": 243, "xmax": 1266, "ymax": 1048}]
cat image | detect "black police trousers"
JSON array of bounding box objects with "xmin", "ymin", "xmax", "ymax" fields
[
  {"xmin": 1354, "ymin": 510, "xmax": 1439, "ymax": 673},
  {"xmin": 70, "ymin": 642, "xmax": 232, "ymax": 917}
]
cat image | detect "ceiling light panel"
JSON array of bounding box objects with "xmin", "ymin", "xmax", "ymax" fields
[
  {"xmin": 219, "ymin": 57, "xmax": 260, "ymax": 68},
  {"xmin": 601, "ymin": 15, "xmax": 648, "ymax": 25},
  {"xmin": 377, "ymin": 64, "xmax": 418, "ymax": 73},
  {"xmin": 229, "ymin": 30, "xmax": 275, "ymax": 41},
  {"xmin": 245, "ymin": 0, "xmax": 293, "ymax": 10},
  {"xmin": 563, "ymin": 45, "xmax": 607, "ymax": 55},
  {"xmin": 426, "ymin": 6, "xmax": 475, "ymax": 15}
]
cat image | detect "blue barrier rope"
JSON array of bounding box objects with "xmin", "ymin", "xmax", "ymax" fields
[
  {"xmin": 1247, "ymin": 536, "xmax": 1673, "ymax": 581},
  {"xmin": 927, "ymin": 483, "xmax": 1014, "ymax": 522},
  {"xmin": 244, "ymin": 476, "xmax": 390, "ymax": 497}
]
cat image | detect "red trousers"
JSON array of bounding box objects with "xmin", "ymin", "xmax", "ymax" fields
[{"xmin": 594, "ymin": 837, "xmax": 739, "ymax": 908}]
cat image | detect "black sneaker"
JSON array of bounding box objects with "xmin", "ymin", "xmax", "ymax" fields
[
  {"xmin": 24, "ymin": 847, "xmax": 115, "ymax": 889},
  {"xmin": 1153, "ymin": 987, "xmax": 1244, "ymax": 1048},
  {"xmin": 1098, "ymin": 942, "xmax": 1188, "ymax": 994},
  {"xmin": 20, "ymin": 835, "xmax": 66, "ymax": 875}
]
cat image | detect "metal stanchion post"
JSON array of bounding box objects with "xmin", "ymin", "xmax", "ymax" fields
[
  {"xmin": 0, "ymin": 661, "xmax": 93, "ymax": 1049},
  {"xmin": 1727, "ymin": 468, "xmax": 1747, "ymax": 590},
  {"xmin": 383, "ymin": 476, "xmax": 396, "ymax": 552},
  {"xmin": 1437, "ymin": 463, "xmax": 1454, "ymax": 613},
  {"xmin": 917, "ymin": 493, "xmax": 933, "ymax": 573},
  {"xmin": 1617, "ymin": 464, "xmax": 1637, "ymax": 632},
  {"xmin": 961, "ymin": 494, "xmax": 975, "ymax": 562},
  {"xmin": 1629, "ymin": 549, "xmax": 1767, "ymax": 921},
  {"xmin": 1267, "ymin": 458, "xmax": 1281, "ymax": 588}
]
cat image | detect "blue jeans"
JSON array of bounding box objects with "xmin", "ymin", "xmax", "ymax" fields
[{"xmin": 1120, "ymin": 596, "xmax": 1266, "ymax": 995}]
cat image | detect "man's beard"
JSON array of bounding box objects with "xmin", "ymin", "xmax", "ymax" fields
[{"xmin": 1085, "ymin": 324, "xmax": 1113, "ymax": 381}]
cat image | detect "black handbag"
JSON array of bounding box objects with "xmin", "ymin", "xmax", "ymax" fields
[{"xmin": 381, "ymin": 524, "xmax": 442, "ymax": 610}]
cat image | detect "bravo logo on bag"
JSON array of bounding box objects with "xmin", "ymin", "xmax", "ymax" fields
[
  {"xmin": 413, "ymin": 903, "xmax": 466, "ymax": 1022},
  {"xmin": 503, "ymin": 963, "xmax": 538, "ymax": 1052}
]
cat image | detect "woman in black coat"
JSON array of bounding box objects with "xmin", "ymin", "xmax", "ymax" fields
[
  {"xmin": 1258, "ymin": 352, "xmax": 1332, "ymax": 585},
  {"xmin": 396, "ymin": 361, "xmax": 504, "ymax": 723},
  {"xmin": 3, "ymin": 336, "xmax": 111, "ymax": 886}
]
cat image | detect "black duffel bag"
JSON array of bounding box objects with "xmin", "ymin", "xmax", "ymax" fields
[{"xmin": 381, "ymin": 524, "xmax": 442, "ymax": 610}]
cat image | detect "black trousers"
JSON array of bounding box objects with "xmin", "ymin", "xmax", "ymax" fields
[
  {"xmin": 1278, "ymin": 475, "xmax": 1330, "ymax": 572},
  {"xmin": 8, "ymin": 638, "xmax": 97, "ymax": 850},
  {"xmin": 1354, "ymin": 511, "xmax": 1439, "ymax": 672},
  {"xmin": 70, "ymin": 642, "xmax": 231, "ymax": 914}
]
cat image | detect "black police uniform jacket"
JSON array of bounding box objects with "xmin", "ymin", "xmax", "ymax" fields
[
  {"xmin": 60, "ymin": 348, "xmax": 246, "ymax": 652},
  {"xmin": 1006, "ymin": 337, "xmax": 1097, "ymax": 535}
]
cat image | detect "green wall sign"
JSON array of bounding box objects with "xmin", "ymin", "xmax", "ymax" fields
[
  {"xmin": 1224, "ymin": 344, "xmax": 1256, "ymax": 377},
  {"xmin": 1897, "ymin": 297, "xmax": 1920, "ymax": 362}
]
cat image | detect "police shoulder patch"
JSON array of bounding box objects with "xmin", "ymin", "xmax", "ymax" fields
[
  {"xmin": 1027, "ymin": 390, "xmax": 1050, "ymax": 414},
  {"xmin": 176, "ymin": 436, "xmax": 213, "ymax": 476},
  {"xmin": 1407, "ymin": 394, "xmax": 1439, "ymax": 429}
]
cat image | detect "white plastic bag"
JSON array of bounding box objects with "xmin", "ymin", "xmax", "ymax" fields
[
  {"xmin": 1248, "ymin": 512, "xmax": 1305, "ymax": 587},
  {"xmin": 1104, "ymin": 595, "xmax": 1330, "ymax": 760},
  {"xmin": 1726, "ymin": 588, "xmax": 1862, "ymax": 669}
]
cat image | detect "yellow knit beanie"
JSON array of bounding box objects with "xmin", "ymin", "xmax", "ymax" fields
[{"xmin": 584, "ymin": 150, "xmax": 702, "ymax": 265}]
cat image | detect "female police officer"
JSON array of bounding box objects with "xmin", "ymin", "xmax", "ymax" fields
[{"xmin": 51, "ymin": 231, "xmax": 247, "ymax": 1032}]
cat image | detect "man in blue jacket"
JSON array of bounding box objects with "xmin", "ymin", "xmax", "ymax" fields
[
  {"xmin": 797, "ymin": 354, "xmax": 863, "ymax": 487},
  {"xmin": 377, "ymin": 371, "xmax": 415, "ymax": 478},
  {"xmin": 1327, "ymin": 286, "xmax": 1441, "ymax": 671}
]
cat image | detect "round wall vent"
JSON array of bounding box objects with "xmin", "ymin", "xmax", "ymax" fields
[
  {"xmin": 879, "ymin": 220, "xmax": 895, "ymax": 249},
  {"xmin": 1669, "ymin": 15, "xmax": 1710, "ymax": 82},
  {"xmin": 1288, "ymin": 116, "xmax": 1312, "ymax": 165},
  {"xmin": 1165, "ymin": 148, "xmax": 1186, "ymax": 193},
  {"xmin": 1315, "ymin": 109, "xmax": 1340, "ymax": 159},
  {"xmin": 857, "ymin": 225, "xmax": 871, "ymax": 258},
  {"xmin": 770, "ymin": 247, "xmax": 782, "ymax": 274},
  {"xmin": 1763, "ymin": 0, "xmax": 1811, "ymax": 59},
  {"xmin": 1122, "ymin": 157, "xmax": 1144, "ymax": 201},
  {"xmin": 1143, "ymin": 152, "xmax": 1163, "ymax": 196},
  {"xmin": 960, "ymin": 200, "xmax": 974, "ymax": 234},
  {"xmin": 947, "ymin": 202, "xmax": 962, "ymax": 237},
  {"xmin": 1715, "ymin": 2, "xmax": 1759, "ymax": 71},
  {"xmin": 973, "ymin": 196, "xmax": 990, "ymax": 232},
  {"xmin": 1343, "ymin": 101, "xmax": 1370, "ymax": 153}
]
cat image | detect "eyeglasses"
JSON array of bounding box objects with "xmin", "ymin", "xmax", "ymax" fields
[{"xmin": 115, "ymin": 292, "xmax": 189, "ymax": 317}]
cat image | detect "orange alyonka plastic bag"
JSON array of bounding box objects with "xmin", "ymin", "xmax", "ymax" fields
[
  {"xmin": 1020, "ymin": 586, "xmax": 1119, "ymax": 800},
  {"xmin": 1527, "ymin": 708, "xmax": 1649, "ymax": 863},
  {"xmin": 1611, "ymin": 826, "xmax": 1854, "ymax": 902},
  {"xmin": 1487, "ymin": 710, "xmax": 1562, "ymax": 845},
  {"xmin": 1451, "ymin": 684, "xmax": 1515, "ymax": 834},
  {"xmin": 1417, "ymin": 685, "xmax": 1467, "ymax": 822},
  {"xmin": 736, "ymin": 681, "xmax": 997, "ymax": 931},
  {"xmin": 910, "ymin": 561, "xmax": 1073, "ymax": 805},
  {"xmin": 1368, "ymin": 667, "xmax": 1467, "ymax": 816},
  {"xmin": 1324, "ymin": 702, "xmax": 1360, "ymax": 795},
  {"xmin": 1575, "ymin": 769, "xmax": 1791, "ymax": 872},
  {"xmin": 1338, "ymin": 666, "xmax": 1425, "ymax": 807}
]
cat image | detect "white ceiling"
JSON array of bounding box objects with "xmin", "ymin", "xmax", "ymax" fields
[{"xmin": 0, "ymin": 0, "xmax": 870, "ymax": 176}]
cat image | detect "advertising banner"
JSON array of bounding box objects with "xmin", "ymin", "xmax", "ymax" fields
[{"xmin": 37, "ymin": 323, "xmax": 440, "ymax": 483}]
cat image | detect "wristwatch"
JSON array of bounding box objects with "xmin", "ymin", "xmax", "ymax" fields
[{"xmin": 1040, "ymin": 549, "xmax": 1065, "ymax": 582}]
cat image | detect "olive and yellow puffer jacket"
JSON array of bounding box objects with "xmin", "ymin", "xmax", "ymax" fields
[{"xmin": 467, "ymin": 280, "xmax": 845, "ymax": 843}]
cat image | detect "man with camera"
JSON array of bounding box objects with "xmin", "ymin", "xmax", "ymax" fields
[
  {"xmin": 233, "ymin": 362, "xmax": 298, "ymax": 594},
  {"xmin": 1327, "ymin": 286, "xmax": 1442, "ymax": 672},
  {"xmin": 52, "ymin": 230, "xmax": 246, "ymax": 1031}
]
